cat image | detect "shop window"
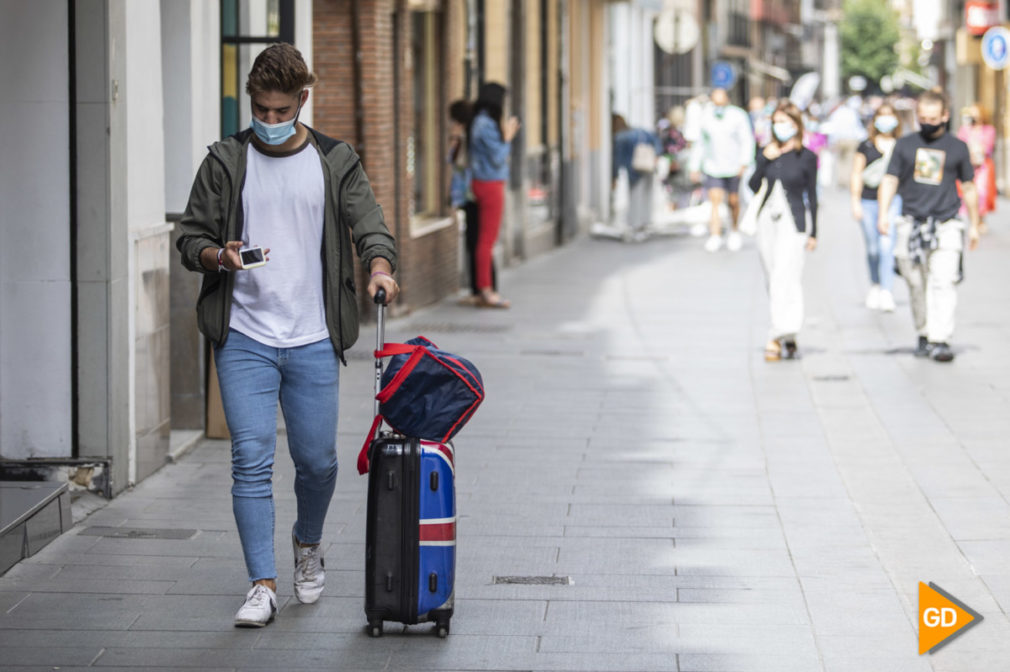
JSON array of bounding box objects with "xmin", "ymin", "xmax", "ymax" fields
[
  {"xmin": 221, "ymin": 0, "xmax": 295, "ymax": 139},
  {"xmin": 408, "ymin": 5, "xmax": 446, "ymax": 224}
]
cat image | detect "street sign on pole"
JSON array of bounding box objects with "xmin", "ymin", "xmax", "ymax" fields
[
  {"xmin": 981, "ymin": 26, "xmax": 1010, "ymax": 70},
  {"xmin": 711, "ymin": 61, "xmax": 736, "ymax": 89}
]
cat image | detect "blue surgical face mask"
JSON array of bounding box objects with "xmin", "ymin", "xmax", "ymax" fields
[
  {"xmin": 874, "ymin": 115, "xmax": 899, "ymax": 134},
  {"xmin": 250, "ymin": 96, "xmax": 303, "ymax": 145},
  {"xmin": 772, "ymin": 121, "xmax": 797, "ymax": 142}
]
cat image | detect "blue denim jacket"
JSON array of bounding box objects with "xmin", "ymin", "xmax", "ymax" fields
[{"xmin": 469, "ymin": 112, "xmax": 511, "ymax": 182}]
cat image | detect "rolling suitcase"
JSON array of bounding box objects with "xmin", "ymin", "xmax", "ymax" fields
[{"xmin": 363, "ymin": 289, "xmax": 456, "ymax": 638}]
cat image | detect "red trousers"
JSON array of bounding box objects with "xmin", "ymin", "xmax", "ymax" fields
[{"xmin": 470, "ymin": 179, "xmax": 505, "ymax": 291}]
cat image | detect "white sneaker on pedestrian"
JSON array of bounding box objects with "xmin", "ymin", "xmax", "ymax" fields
[
  {"xmin": 234, "ymin": 584, "xmax": 277, "ymax": 627},
  {"xmin": 690, "ymin": 222, "xmax": 708, "ymax": 237},
  {"xmin": 865, "ymin": 285, "xmax": 881, "ymax": 310},
  {"xmin": 726, "ymin": 231, "xmax": 742, "ymax": 252},
  {"xmin": 292, "ymin": 528, "xmax": 325, "ymax": 604},
  {"xmin": 704, "ymin": 235, "xmax": 724, "ymax": 253},
  {"xmin": 878, "ymin": 289, "xmax": 896, "ymax": 312}
]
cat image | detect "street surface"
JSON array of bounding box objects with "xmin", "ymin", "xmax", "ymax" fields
[{"xmin": 2, "ymin": 186, "xmax": 1010, "ymax": 671}]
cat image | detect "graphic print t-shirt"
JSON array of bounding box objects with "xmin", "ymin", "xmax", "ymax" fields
[{"xmin": 886, "ymin": 131, "xmax": 974, "ymax": 221}]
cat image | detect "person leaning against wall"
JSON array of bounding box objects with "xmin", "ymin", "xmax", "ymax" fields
[
  {"xmin": 467, "ymin": 81, "xmax": 519, "ymax": 309},
  {"xmin": 175, "ymin": 43, "xmax": 398, "ymax": 628}
]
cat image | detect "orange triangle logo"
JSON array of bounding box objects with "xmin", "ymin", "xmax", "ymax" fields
[{"xmin": 919, "ymin": 582, "xmax": 983, "ymax": 654}]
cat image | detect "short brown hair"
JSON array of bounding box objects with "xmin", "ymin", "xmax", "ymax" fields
[
  {"xmin": 246, "ymin": 43, "xmax": 318, "ymax": 96},
  {"xmin": 919, "ymin": 88, "xmax": 948, "ymax": 113}
]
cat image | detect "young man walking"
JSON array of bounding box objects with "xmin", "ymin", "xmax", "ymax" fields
[
  {"xmin": 877, "ymin": 90, "xmax": 980, "ymax": 362},
  {"xmin": 688, "ymin": 88, "xmax": 755, "ymax": 252},
  {"xmin": 176, "ymin": 44, "xmax": 398, "ymax": 626}
]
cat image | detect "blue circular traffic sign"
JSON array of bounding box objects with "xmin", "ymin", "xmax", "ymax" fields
[
  {"xmin": 981, "ymin": 27, "xmax": 1010, "ymax": 70},
  {"xmin": 711, "ymin": 61, "xmax": 736, "ymax": 89}
]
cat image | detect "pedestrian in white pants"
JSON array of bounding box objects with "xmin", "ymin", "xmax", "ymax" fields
[
  {"xmin": 877, "ymin": 90, "xmax": 980, "ymax": 363},
  {"xmin": 746, "ymin": 101, "xmax": 819, "ymax": 361},
  {"xmin": 892, "ymin": 217, "xmax": 963, "ymax": 347}
]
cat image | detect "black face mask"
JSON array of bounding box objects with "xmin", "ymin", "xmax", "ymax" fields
[{"xmin": 919, "ymin": 122, "xmax": 944, "ymax": 139}]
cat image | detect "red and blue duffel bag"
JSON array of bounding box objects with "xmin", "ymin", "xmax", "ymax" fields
[{"xmin": 357, "ymin": 337, "xmax": 483, "ymax": 474}]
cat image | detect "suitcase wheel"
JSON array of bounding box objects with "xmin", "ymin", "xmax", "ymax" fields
[
  {"xmin": 435, "ymin": 620, "xmax": 450, "ymax": 638},
  {"xmin": 368, "ymin": 620, "xmax": 383, "ymax": 638}
]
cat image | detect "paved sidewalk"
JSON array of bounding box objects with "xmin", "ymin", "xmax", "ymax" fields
[{"xmin": 2, "ymin": 188, "xmax": 1010, "ymax": 671}]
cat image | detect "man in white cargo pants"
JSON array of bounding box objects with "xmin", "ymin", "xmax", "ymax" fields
[{"xmin": 877, "ymin": 90, "xmax": 980, "ymax": 363}]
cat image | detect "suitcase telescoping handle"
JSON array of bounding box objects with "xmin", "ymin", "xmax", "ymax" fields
[{"xmin": 373, "ymin": 288, "xmax": 387, "ymax": 418}]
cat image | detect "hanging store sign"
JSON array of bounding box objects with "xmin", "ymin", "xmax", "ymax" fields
[{"xmin": 966, "ymin": 1, "xmax": 1000, "ymax": 36}]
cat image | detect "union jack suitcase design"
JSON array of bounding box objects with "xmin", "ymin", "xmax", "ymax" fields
[
  {"xmin": 364, "ymin": 436, "xmax": 455, "ymax": 637},
  {"xmin": 363, "ymin": 289, "xmax": 456, "ymax": 638}
]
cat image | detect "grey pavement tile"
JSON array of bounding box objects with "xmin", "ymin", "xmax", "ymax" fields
[
  {"xmin": 0, "ymin": 646, "xmax": 104, "ymax": 667},
  {"xmin": 678, "ymin": 653, "xmax": 821, "ymax": 672},
  {"xmin": 929, "ymin": 496, "xmax": 1010, "ymax": 540},
  {"xmin": 93, "ymin": 645, "xmax": 393, "ymax": 669},
  {"xmin": 675, "ymin": 623, "xmax": 818, "ymax": 655},
  {"xmin": 0, "ymin": 592, "xmax": 144, "ymax": 630},
  {"xmin": 544, "ymin": 600, "xmax": 809, "ymax": 628}
]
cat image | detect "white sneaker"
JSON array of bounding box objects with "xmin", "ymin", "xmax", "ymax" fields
[
  {"xmin": 234, "ymin": 584, "xmax": 277, "ymax": 627},
  {"xmin": 726, "ymin": 231, "xmax": 742, "ymax": 252},
  {"xmin": 690, "ymin": 222, "xmax": 708, "ymax": 237},
  {"xmin": 878, "ymin": 289, "xmax": 896, "ymax": 312},
  {"xmin": 292, "ymin": 528, "xmax": 325, "ymax": 604},
  {"xmin": 865, "ymin": 285, "xmax": 881, "ymax": 310},
  {"xmin": 704, "ymin": 235, "xmax": 724, "ymax": 253}
]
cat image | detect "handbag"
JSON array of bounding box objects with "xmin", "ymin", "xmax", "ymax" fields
[
  {"xmin": 861, "ymin": 146, "xmax": 893, "ymax": 189},
  {"xmin": 631, "ymin": 142, "xmax": 658, "ymax": 173},
  {"xmin": 739, "ymin": 179, "xmax": 767, "ymax": 236}
]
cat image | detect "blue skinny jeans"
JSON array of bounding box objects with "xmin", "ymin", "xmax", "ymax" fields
[
  {"xmin": 214, "ymin": 329, "xmax": 340, "ymax": 582},
  {"xmin": 859, "ymin": 196, "xmax": 901, "ymax": 291}
]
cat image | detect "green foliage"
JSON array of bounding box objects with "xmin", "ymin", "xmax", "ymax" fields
[{"xmin": 840, "ymin": 0, "xmax": 901, "ymax": 85}]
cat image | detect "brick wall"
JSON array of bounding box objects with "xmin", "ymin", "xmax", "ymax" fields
[{"xmin": 313, "ymin": 0, "xmax": 463, "ymax": 317}]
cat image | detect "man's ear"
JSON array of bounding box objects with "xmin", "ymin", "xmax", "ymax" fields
[{"xmin": 300, "ymin": 89, "xmax": 310, "ymax": 107}]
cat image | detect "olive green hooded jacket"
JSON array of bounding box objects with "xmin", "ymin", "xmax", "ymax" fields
[{"xmin": 176, "ymin": 127, "xmax": 397, "ymax": 363}]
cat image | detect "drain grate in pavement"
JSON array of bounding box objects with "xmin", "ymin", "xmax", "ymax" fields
[
  {"xmin": 493, "ymin": 575, "xmax": 573, "ymax": 585},
  {"xmin": 812, "ymin": 375, "xmax": 850, "ymax": 382},
  {"xmin": 80, "ymin": 526, "xmax": 198, "ymax": 540}
]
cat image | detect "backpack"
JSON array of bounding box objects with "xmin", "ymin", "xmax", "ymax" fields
[{"xmin": 357, "ymin": 337, "xmax": 484, "ymax": 474}]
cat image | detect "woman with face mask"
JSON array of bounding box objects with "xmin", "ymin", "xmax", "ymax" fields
[
  {"xmin": 747, "ymin": 101, "xmax": 819, "ymax": 361},
  {"xmin": 956, "ymin": 103, "xmax": 996, "ymax": 234},
  {"xmin": 851, "ymin": 103, "xmax": 902, "ymax": 312}
]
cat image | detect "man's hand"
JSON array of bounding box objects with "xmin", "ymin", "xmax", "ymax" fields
[
  {"xmin": 368, "ymin": 258, "xmax": 399, "ymax": 304},
  {"xmin": 968, "ymin": 224, "xmax": 981, "ymax": 251},
  {"xmin": 201, "ymin": 240, "xmax": 270, "ymax": 271},
  {"xmin": 806, "ymin": 237, "xmax": 817, "ymax": 252}
]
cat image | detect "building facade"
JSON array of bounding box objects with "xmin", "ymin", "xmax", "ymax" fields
[{"xmin": 0, "ymin": 0, "xmax": 623, "ymax": 498}]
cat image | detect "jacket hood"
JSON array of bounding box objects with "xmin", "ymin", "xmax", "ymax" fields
[{"xmin": 208, "ymin": 126, "xmax": 359, "ymax": 175}]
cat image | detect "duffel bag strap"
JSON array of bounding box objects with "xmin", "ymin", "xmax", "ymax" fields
[{"xmin": 356, "ymin": 414, "xmax": 384, "ymax": 475}]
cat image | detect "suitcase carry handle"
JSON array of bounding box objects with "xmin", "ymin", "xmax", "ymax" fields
[
  {"xmin": 359, "ymin": 288, "xmax": 388, "ymax": 475},
  {"xmin": 373, "ymin": 288, "xmax": 387, "ymax": 415}
]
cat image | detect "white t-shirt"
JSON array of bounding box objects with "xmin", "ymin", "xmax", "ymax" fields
[
  {"xmin": 687, "ymin": 103, "xmax": 756, "ymax": 178},
  {"xmin": 230, "ymin": 139, "xmax": 328, "ymax": 348}
]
